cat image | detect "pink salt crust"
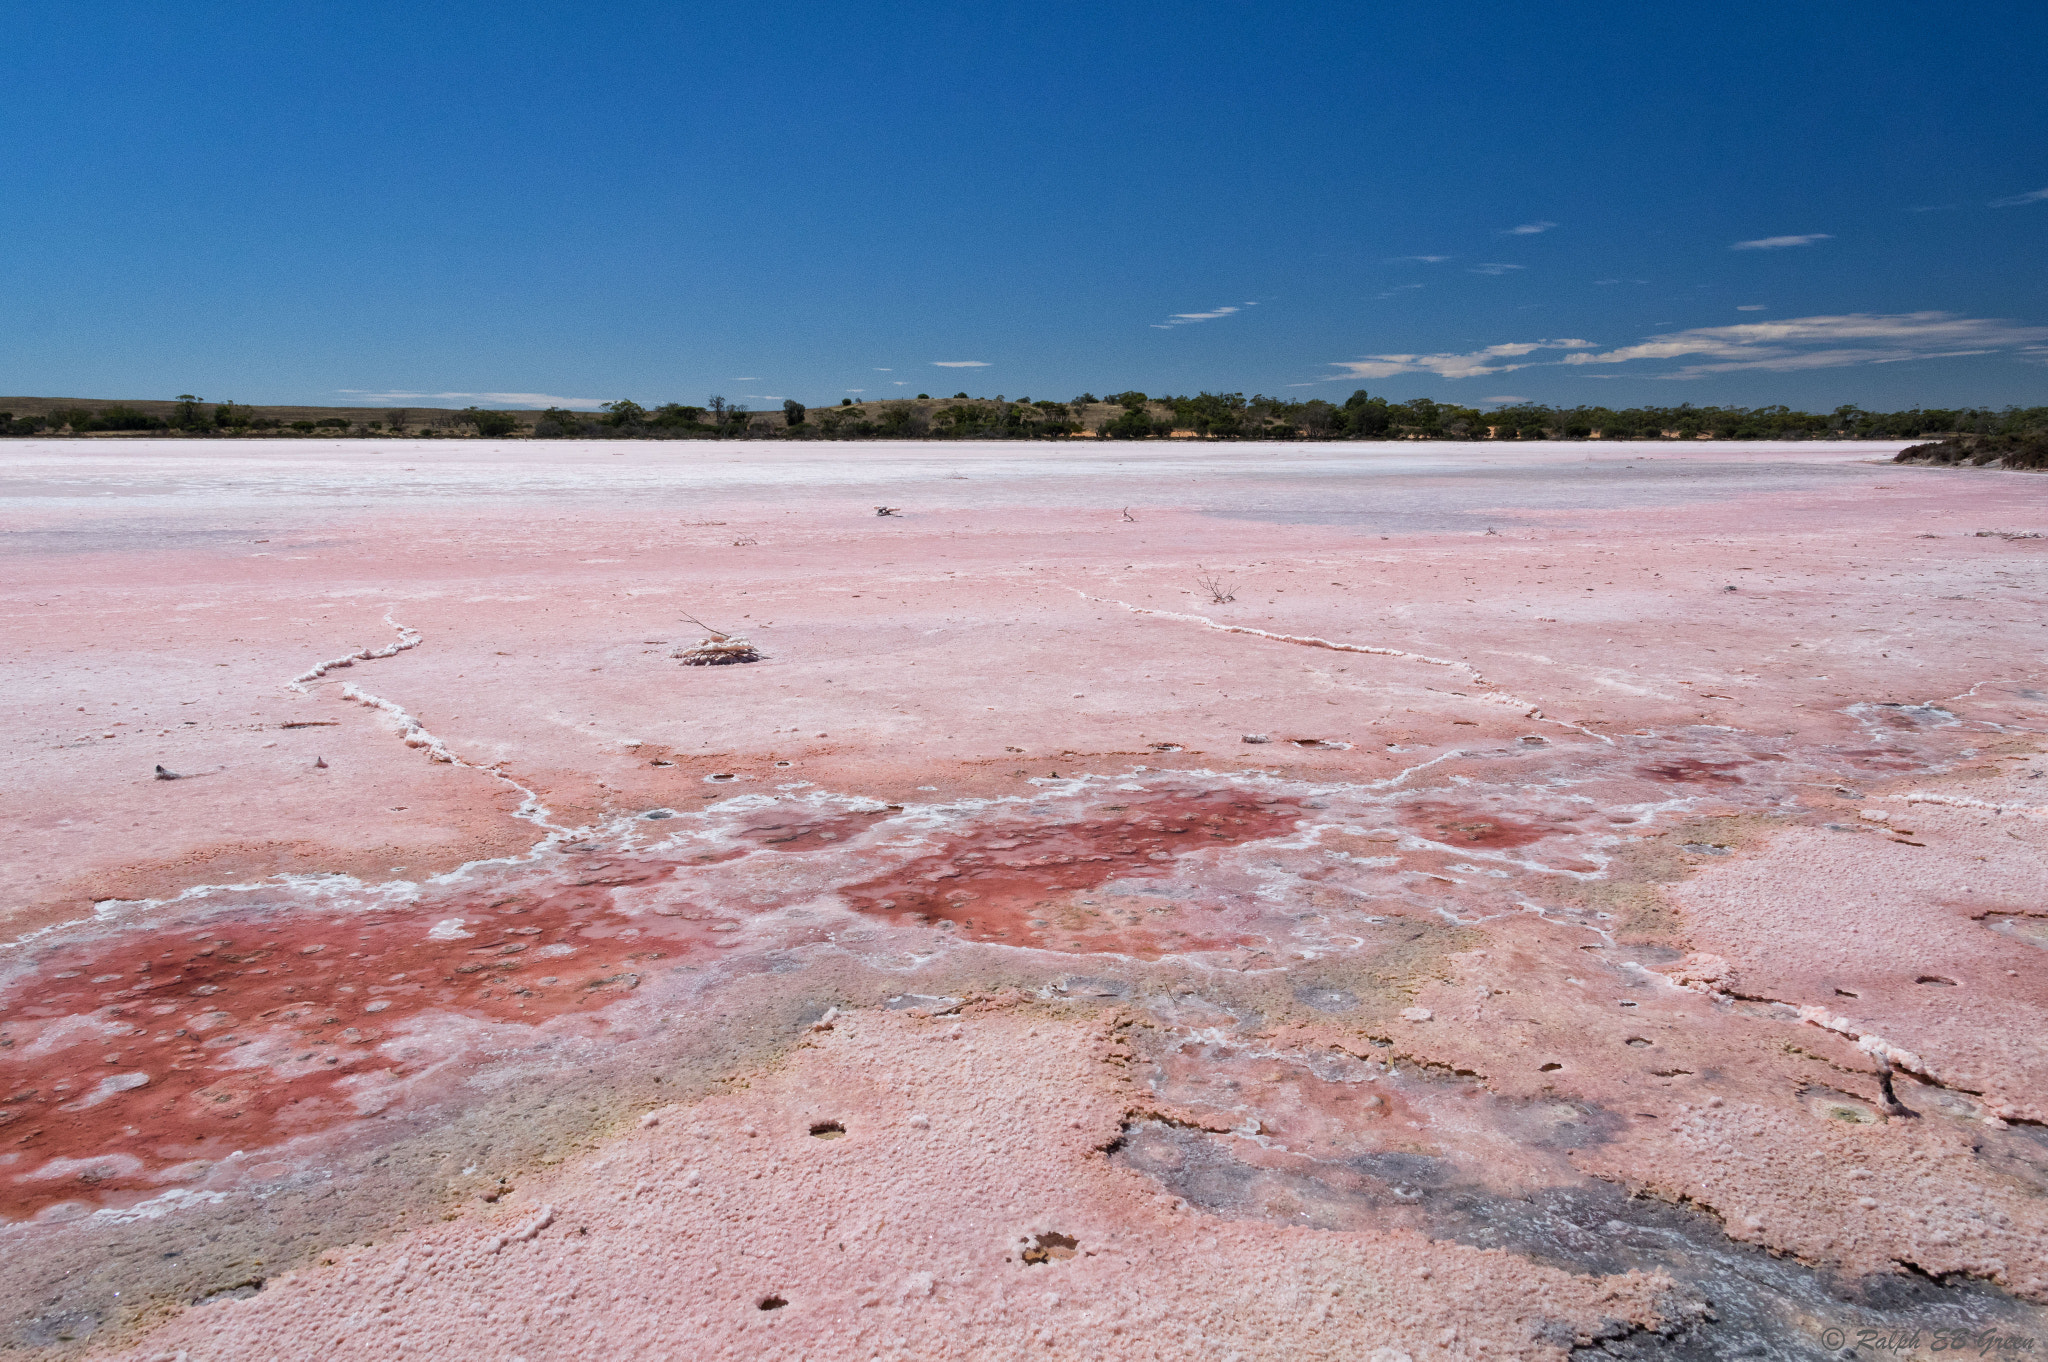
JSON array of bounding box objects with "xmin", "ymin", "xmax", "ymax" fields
[
  {"xmin": 101, "ymin": 1005, "xmax": 1680, "ymax": 1360},
  {"xmin": 0, "ymin": 438, "xmax": 2043, "ymax": 1357}
]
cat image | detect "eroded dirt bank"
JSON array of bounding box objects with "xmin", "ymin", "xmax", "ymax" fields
[{"xmin": 1, "ymin": 438, "xmax": 2043, "ymax": 1359}]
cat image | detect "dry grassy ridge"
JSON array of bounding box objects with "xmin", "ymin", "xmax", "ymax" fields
[
  {"xmin": 0, "ymin": 394, "xmax": 1158, "ymax": 436},
  {"xmin": 0, "ymin": 396, "xmax": 485, "ymax": 428}
]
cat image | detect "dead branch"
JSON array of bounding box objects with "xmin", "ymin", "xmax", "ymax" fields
[{"xmin": 1193, "ymin": 567, "xmax": 1236, "ymax": 604}]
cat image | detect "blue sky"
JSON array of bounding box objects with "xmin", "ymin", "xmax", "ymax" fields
[{"xmin": 3, "ymin": 0, "xmax": 2045, "ymax": 412}]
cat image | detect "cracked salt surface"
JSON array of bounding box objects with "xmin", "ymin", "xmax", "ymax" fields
[{"xmin": 1076, "ymin": 589, "xmax": 1614, "ymax": 746}]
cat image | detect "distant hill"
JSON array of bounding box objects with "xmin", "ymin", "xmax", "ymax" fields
[{"xmin": 0, "ymin": 396, "xmax": 493, "ymax": 432}]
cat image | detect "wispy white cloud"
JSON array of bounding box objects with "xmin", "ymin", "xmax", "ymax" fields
[
  {"xmin": 1326, "ymin": 312, "xmax": 2048, "ymax": 383},
  {"xmin": 1730, "ymin": 233, "xmax": 1832, "ymax": 250},
  {"xmin": 733, "ymin": 376, "xmax": 760, "ymax": 381},
  {"xmin": 931, "ymin": 360, "xmax": 990, "ymax": 368},
  {"xmin": 1483, "ymin": 395, "xmax": 1531, "ymax": 405},
  {"xmin": 1502, "ymin": 221, "xmax": 1557, "ymax": 235},
  {"xmin": 1152, "ymin": 305, "xmax": 1241, "ymax": 329},
  {"xmin": 1391, "ymin": 254, "xmax": 1452, "ymax": 263},
  {"xmin": 336, "ymin": 390, "xmax": 608, "ymax": 409},
  {"xmin": 1328, "ymin": 339, "xmax": 1595, "ymax": 380},
  {"xmin": 1990, "ymin": 186, "xmax": 2048, "ymax": 208},
  {"xmin": 1736, "ymin": 304, "xmax": 1767, "ymax": 311},
  {"xmin": 1374, "ymin": 283, "xmax": 1426, "ymax": 299},
  {"xmin": 1468, "ymin": 263, "xmax": 1525, "ymax": 276},
  {"xmin": 874, "ymin": 367, "xmax": 893, "ymax": 371},
  {"xmin": 1563, "ymin": 312, "xmax": 2048, "ymax": 378}
]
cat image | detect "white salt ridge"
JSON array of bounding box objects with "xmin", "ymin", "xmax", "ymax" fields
[
  {"xmin": 284, "ymin": 614, "xmax": 567, "ymax": 834},
  {"xmin": 286, "ymin": 615, "xmax": 423, "ymax": 692},
  {"xmin": 1075, "ymin": 591, "xmax": 1614, "ymax": 744},
  {"xmin": 1893, "ymin": 791, "xmax": 2048, "ymax": 820},
  {"xmin": 489, "ymin": 1204, "xmax": 555, "ymax": 1253}
]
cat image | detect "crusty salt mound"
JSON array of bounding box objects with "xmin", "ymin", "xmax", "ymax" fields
[{"xmin": 673, "ymin": 616, "xmax": 761, "ymax": 665}]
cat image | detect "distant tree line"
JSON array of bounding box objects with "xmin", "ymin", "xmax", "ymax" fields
[
  {"xmin": 0, "ymin": 399, "xmax": 497, "ymax": 437},
  {"xmin": 523, "ymin": 389, "xmax": 2048, "ymax": 442},
  {"xmin": 4, "ymin": 391, "xmax": 2043, "ymax": 442}
]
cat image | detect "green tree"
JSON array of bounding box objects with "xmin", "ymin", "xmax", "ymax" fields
[
  {"xmin": 533, "ymin": 408, "xmax": 589, "ymax": 438},
  {"xmin": 1338, "ymin": 390, "xmax": 1392, "ymax": 438},
  {"xmin": 1104, "ymin": 407, "xmax": 1157, "ymax": 439},
  {"xmin": 601, "ymin": 400, "xmax": 646, "ymax": 430},
  {"xmin": 96, "ymin": 405, "xmax": 163, "ymax": 431},
  {"xmin": 1172, "ymin": 392, "xmax": 1246, "ymax": 438},
  {"xmin": 648, "ymin": 404, "xmax": 706, "ymax": 431},
  {"xmin": 458, "ymin": 407, "xmax": 521, "ymax": 437},
  {"xmin": 782, "ymin": 399, "xmax": 807, "ymax": 428}
]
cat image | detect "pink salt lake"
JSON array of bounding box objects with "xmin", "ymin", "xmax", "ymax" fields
[{"xmin": 1, "ymin": 437, "xmax": 2044, "ymax": 1357}]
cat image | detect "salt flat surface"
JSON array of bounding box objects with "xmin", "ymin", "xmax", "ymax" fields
[
  {"xmin": 1, "ymin": 439, "xmax": 2044, "ymax": 1358},
  {"xmin": 0, "ymin": 436, "xmax": 1897, "ymax": 508}
]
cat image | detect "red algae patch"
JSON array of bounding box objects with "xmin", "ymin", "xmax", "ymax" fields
[
  {"xmin": 839, "ymin": 787, "xmax": 1304, "ymax": 957},
  {"xmin": 1400, "ymin": 799, "xmax": 1553, "ymax": 849},
  {"xmin": 0, "ymin": 864, "xmax": 744, "ymax": 1222}
]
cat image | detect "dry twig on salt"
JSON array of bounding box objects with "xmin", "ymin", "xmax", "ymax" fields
[
  {"xmin": 673, "ymin": 614, "xmax": 762, "ymax": 666},
  {"xmin": 1194, "ymin": 566, "xmax": 1237, "ymax": 604}
]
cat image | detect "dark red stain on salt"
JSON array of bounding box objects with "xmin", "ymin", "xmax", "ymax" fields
[
  {"xmin": 840, "ymin": 788, "xmax": 1303, "ymax": 957},
  {"xmin": 0, "ymin": 854, "xmax": 753, "ymax": 1222},
  {"xmin": 1636, "ymin": 758, "xmax": 1747, "ymax": 785},
  {"xmin": 730, "ymin": 812, "xmax": 868, "ymax": 852},
  {"xmin": 1401, "ymin": 801, "xmax": 1550, "ymax": 849},
  {"xmin": 1837, "ymin": 747, "xmax": 1921, "ymax": 771},
  {"xmin": 659, "ymin": 812, "xmax": 872, "ymax": 866}
]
